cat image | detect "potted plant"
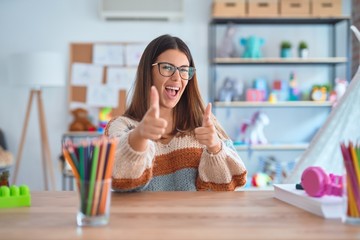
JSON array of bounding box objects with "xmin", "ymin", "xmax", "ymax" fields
[
  {"xmin": 280, "ymin": 41, "xmax": 292, "ymax": 58},
  {"xmin": 298, "ymin": 41, "xmax": 309, "ymax": 58}
]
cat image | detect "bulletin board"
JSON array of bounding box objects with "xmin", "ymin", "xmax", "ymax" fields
[{"xmin": 68, "ymin": 42, "xmax": 145, "ymax": 118}]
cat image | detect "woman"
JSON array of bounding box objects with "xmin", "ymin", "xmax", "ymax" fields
[{"xmin": 105, "ymin": 34, "xmax": 246, "ymax": 191}]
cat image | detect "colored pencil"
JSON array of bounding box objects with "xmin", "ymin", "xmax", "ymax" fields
[{"xmin": 62, "ymin": 136, "xmax": 117, "ymax": 217}]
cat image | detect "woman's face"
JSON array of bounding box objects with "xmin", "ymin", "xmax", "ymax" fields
[{"xmin": 152, "ymin": 49, "xmax": 190, "ymax": 110}]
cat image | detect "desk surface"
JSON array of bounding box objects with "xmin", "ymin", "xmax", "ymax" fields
[{"xmin": 0, "ymin": 191, "xmax": 359, "ymax": 240}]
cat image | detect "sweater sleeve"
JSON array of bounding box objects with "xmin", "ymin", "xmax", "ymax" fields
[
  {"xmin": 105, "ymin": 117, "xmax": 156, "ymax": 192},
  {"xmin": 196, "ymin": 122, "xmax": 247, "ymax": 191}
]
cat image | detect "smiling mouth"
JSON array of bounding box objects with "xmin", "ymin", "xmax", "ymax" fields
[{"xmin": 165, "ymin": 86, "xmax": 180, "ymax": 97}]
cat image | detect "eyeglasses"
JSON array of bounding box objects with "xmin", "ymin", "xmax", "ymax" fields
[{"xmin": 152, "ymin": 62, "xmax": 195, "ymax": 80}]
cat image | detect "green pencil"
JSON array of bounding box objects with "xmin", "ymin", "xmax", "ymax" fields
[
  {"xmin": 86, "ymin": 141, "xmax": 100, "ymax": 216},
  {"xmin": 78, "ymin": 145, "xmax": 86, "ymax": 213}
]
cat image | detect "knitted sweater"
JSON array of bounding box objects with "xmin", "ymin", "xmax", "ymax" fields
[{"xmin": 105, "ymin": 116, "xmax": 247, "ymax": 191}]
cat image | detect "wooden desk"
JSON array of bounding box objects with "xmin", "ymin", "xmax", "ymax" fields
[{"xmin": 0, "ymin": 191, "xmax": 359, "ymax": 240}]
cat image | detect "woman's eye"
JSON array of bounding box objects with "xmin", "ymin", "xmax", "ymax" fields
[
  {"xmin": 180, "ymin": 68, "xmax": 189, "ymax": 73},
  {"xmin": 162, "ymin": 65, "xmax": 174, "ymax": 71}
]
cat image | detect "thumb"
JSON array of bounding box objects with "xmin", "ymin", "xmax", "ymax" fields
[
  {"xmin": 149, "ymin": 86, "xmax": 160, "ymax": 118},
  {"xmin": 202, "ymin": 103, "xmax": 212, "ymax": 127}
]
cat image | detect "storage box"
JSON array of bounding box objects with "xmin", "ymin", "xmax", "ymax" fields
[
  {"xmin": 212, "ymin": 0, "xmax": 246, "ymax": 18},
  {"xmin": 311, "ymin": 0, "xmax": 342, "ymax": 17},
  {"xmin": 280, "ymin": 0, "xmax": 310, "ymax": 16},
  {"xmin": 248, "ymin": 0, "xmax": 279, "ymax": 17}
]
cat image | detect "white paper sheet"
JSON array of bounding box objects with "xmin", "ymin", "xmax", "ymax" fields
[
  {"xmin": 125, "ymin": 44, "xmax": 146, "ymax": 66},
  {"xmin": 93, "ymin": 44, "xmax": 124, "ymax": 66},
  {"xmin": 86, "ymin": 84, "xmax": 118, "ymax": 107},
  {"xmin": 71, "ymin": 63, "xmax": 103, "ymax": 86},
  {"xmin": 107, "ymin": 67, "xmax": 136, "ymax": 91}
]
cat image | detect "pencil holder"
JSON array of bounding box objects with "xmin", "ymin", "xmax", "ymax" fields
[
  {"xmin": 340, "ymin": 142, "xmax": 360, "ymax": 225},
  {"xmin": 342, "ymin": 172, "xmax": 360, "ymax": 225},
  {"xmin": 76, "ymin": 178, "xmax": 112, "ymax": 227}
]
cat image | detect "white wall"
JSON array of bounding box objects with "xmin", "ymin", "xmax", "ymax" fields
[
  {"xmin": 0, "ymin": 0, "xmax": 352, "ymax": 190},
  {"xmin": 0, "ymin": 0, "xmax": 212, "ymax": 190}
]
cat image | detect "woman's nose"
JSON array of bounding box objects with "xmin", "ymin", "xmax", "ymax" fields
[{"xmin": 171, "ymin": 69, "xmax": 181, "ymax": 81}]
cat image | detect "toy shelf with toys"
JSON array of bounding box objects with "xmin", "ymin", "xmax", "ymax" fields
[
  {"xmin": 209, "ymin": 15, "xmax": 351, "ymax": 189},
  {"xmin": 214, "ymin": 101, "xmax": 333, "ymax": 108},
  {"xmin": 213, "ymin": 57, "xmax": 347, "ymax": 65}
]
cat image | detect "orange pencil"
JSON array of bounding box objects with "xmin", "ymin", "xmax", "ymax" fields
[
  {"xmin": 91, "ymin": 138, "xmax": 108, "ymax": 216},
  {"xmin": 62, "ymin": 147, "xmax": 80, "ymax": 181},
  {"xmin": 98, "ymin": 138, "xmax": 118, "ymax": 214}
]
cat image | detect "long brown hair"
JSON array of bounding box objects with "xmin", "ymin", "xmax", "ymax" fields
[{"xmin": 124, "ymin": 34, "xmax": 227, "ymax": 138}]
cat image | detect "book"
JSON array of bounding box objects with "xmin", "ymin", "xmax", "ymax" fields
[{"xmin": 273, "ymin": 184, "xmax": 343, "ymax": 219}]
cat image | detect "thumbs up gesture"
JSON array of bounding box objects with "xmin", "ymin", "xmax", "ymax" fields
[
  {"xmin": 137, "ymin": 86, "xmax": 167, "ymax": 140},
  {"xmin": 195, "ymin": 103, "xmax": 221, "ymax": 154}
]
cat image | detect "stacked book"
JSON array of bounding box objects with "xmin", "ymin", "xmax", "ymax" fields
[{"xmin": 274, "ymin": 184, "xmax": 343, "ymax": 219}]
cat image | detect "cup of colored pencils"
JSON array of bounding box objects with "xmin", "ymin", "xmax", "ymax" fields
[
  {"xmin": 340, "ymin": 141, "xmax": 360, "ymax": 225},
  {"xmin": 62, "ymin": 136, "xmax": 117, "ymax": 227}
]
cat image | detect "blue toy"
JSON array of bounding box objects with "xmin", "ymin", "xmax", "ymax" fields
[
  {"xmin": 240, "ymin": 36, "xmax": 265, "ymax": 59},
  {"xmin": 288, "ymin": 72, "xmax": 301, "ymax": 101}
]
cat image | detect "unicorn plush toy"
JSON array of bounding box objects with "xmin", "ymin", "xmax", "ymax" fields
[{"xmin": 240, "ymin": 111, "xmax": 270, "ymax": 145}]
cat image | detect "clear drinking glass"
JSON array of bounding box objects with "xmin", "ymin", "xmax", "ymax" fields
[
  {"xmin": 76, "ymin": 178, "xmax": 112, "ymax": 227},
  {"xmin": 342, "ymin": 173, "xmax": 360, "ymax": 225}
]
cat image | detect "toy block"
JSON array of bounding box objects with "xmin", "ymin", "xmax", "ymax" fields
[
  {"xmin": 246, "ymin": 89, "xmax": 265, "ymax": 101},
  {"xmin": 0, "ymin": 185, "xmax": 31, "ymax": 208}
]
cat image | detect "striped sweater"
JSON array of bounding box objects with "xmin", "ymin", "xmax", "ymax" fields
[{"xmin": 105, "ymin": 116, "xmax": 247, "ymax": 191}]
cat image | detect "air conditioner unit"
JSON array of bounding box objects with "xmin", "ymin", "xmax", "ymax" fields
[{"xmin": 99, "ymin": 0, "xmax": 184, "ymax": 21}]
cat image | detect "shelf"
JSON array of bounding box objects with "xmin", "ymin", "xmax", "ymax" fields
[
  {"xmin": 213, "ymin": 57, "xmax": 347, "ymax": 65},
  {"xmin": 62, "ymin": 132, "xmax": 103, "ymax": 137},
  {"xmin": 211, "ymin": 16, "xmax": 351, "ymax": 25},
  {"xmin": 235, "ymin": 143, "xmax": 309, "ymax": 151},
  {"xmin": 214, "ymin": 101, "xmax": 333, "ymax": 108}
]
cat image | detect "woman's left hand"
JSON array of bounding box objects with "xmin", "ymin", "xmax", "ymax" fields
[{"xmin": 194, "ymin": 103, "xmax": 221, "ymax": 154}]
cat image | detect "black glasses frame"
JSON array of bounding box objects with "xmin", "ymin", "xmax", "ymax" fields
[{"xmin": 152, "ymin": 62, "xmax": 195, "ymax": 80}]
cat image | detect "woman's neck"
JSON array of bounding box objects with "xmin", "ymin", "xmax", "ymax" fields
[{"xmin": 160, "ymin": 107, "xmax": 174, "ymax": 137}]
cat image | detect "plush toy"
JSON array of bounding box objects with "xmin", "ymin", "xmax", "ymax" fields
[
  {"xmin": 217, "ymin": 77, "xmax": 243, "ymax": 102},
  {"xmin": 69, "ymin": 108, "xmax": 97, "ymax": 132},
  {"xmin": 240, "ymin": 36, "xmax": 265, "ymax": 59},
  {"xmin": 330, "ymin": 78, "xmax": 348, "ymax": 106},
  {"xmin": 217, "ymin": 24, "xmax": 238, "ymax": 58}
]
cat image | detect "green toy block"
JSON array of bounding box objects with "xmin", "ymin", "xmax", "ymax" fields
[{"xmin": 0, "ymin": 185, "xmax": 31, "ymax": 208}]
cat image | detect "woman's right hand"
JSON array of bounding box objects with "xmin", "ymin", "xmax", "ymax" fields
[{"xmin": 135, "ymin": 86, "xmax": 168, "ymax": 141}]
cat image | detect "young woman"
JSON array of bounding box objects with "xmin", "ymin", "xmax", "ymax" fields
[{"xmin": 105, "ymin": 34, "xmax": 246, "ymax": 191}]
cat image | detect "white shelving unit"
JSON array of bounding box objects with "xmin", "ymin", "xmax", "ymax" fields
[
  {"xmin": 209, "ymin": 17, "xmax": 351, "ymax": 184},
  {"xmin": 215, "ymin": 101, "xmax": 333, "ymax": 108},
  {"xmin": 214, "ymin": 57, "xmax": 347, "ymax": 64},
  {"xmin": 235, "ymin": 143, "xmax": 309, "ymax": 151}
]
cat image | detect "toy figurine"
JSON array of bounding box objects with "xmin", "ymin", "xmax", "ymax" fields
[
  {"xmin": 240, "ymin": 35, "xmax": 265, "ymax": 59},
  {"xmin": 240, "ymin": 111, "xmax": 270, "ymax": 145},
  {"xmin": 330, "ymin": 78, "xmax": 348, "ymax": 106},
  {"xmin": 288, "ymin": 72, "xmax": 301, "ymax": 101},
  {"xmin": 217, "ymin": 77, "xmax": 243, "ymax": 102},
  {"xmin": 98, "ymin": 107, "xmax": 112, "ymax": 133},
  {"xmin": 216, "ymin": 23, "xmax": 238, "ymax": 58},
  {"xmin": 251, "ymin": 172, "xmax": 272, "ymax": 187}
]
